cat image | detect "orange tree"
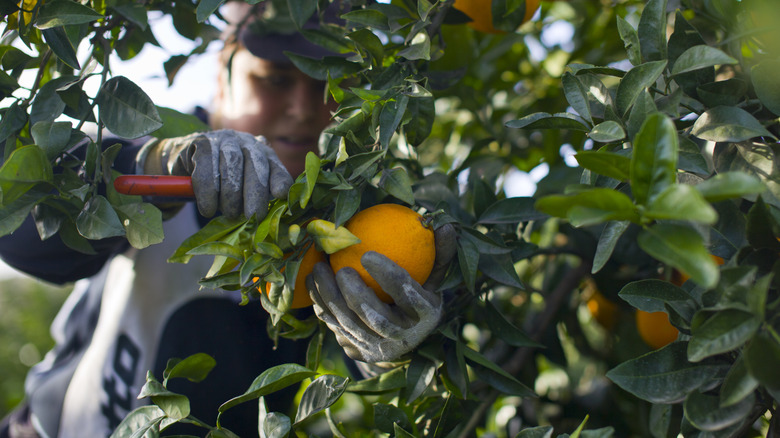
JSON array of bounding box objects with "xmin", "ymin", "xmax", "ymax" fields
[{"xmin": 2, "ymin": 0, "xmax": 779, "ymax": 436}]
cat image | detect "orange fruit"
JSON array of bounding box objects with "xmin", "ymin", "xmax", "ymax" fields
[
  {"xmin": 586, "ymin": 290, "xmax": 619, "ymax": 330},
  {"xmin": 671, "ymin": 254, "xmax": 725, "ymax": 286},
  {"xmin": 636, "ymin": 310, "xmax": 679, "ymax": 350},
  {"xmin": 329, "ymin": 203, "xmax": 436, "ymax": 303},
  {"xmin": 259, "ymin": 245, "xmax": 326, "ymax": 309},
  {"xmin": 453, "ymin": 0, "xmax": 540, "ymax": 34}
]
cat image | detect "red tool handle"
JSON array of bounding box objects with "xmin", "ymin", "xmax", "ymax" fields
[{"xmin": 114, "ymin": 175, "xmax": 195, "ymax": 197}]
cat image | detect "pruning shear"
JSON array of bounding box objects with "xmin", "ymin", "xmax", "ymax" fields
[{"xmin": 114, "ymin": 175, "xmax": 195, "ymax": 197}]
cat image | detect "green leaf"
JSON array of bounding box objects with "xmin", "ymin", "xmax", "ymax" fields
[
  {"xmin": 31, "ymin": 121, "xmax": 72, "ymax": 160},
  {"xmin": 151, "ymin": 106, "xmax": 209, "ymax": 139},
  {"xmin": 378, "ymin": 95, "xmax": 408, "ymax": 148},
  {"xmin": 0, "ymin": 145, "xmax": 53, "ymax": 206},
  {"xmin": 562, "ymin": 72, "xmax": 592, "ymax": 125},
  {"xmin": 463, "ymin": 346, "xmax": 535, "ymax": 397},
  {"xmin": 0, "ymin": 189, "xmax": 48, "ymax": 238},
  {"xmin": 683, "ymin": 389, "xmax": 755, "ymax": 432},
  {"xmin": 616, "ymin": 15, "xmax": 641, "ymax": 66},
  {"xmin": 687, "ymin": 309, "xmax": 761, "ymax": 362},
  {"xmin": 535, "ymin": 188, "xmax": 639, "ymax": 227},
  {"xmin": 588, "ymin": 121, "xmax": 626, "ymax": 143},
  {"xmin": 114, "ymin": 202, "xmax": 164, "ymax": 249},
  {"xmin": 752, "ymin": 59, "xmax": 780, "ymax": 116},
  {"xmin": 457, "ymin": 237, "xmax": 479, "ymax": 293},
  {"xmin": 644, "ymin": 184, "xmax": 718, "ymax": 224},
  {"xmin": 626, "ymin": 90, "xmax": 657, "ymax": 141},
  {"xmin": 404, "ymin": 355, "xmax": 436, "ymax": 403},
  {"xmin": 168, "ymin": 216, "xmax": 245, "ymax": 263},
  {"xmin": 477, "ymin": 197, "xmax": 547, "ymax": 224},
  {"xmin": 505, "ymin": 112, "xmax": 590, "ymax": 131},
  {"xmin": 637, "ymin": 223, "xmax": 719, "ymax": 289},
  {"xmin": 691, "ymin": 106, "xmax": 776, "ymax": 142},
  {"xmin": 306, "ymin": 219, "xmax": 360, "ymax": 254},
  {"xmin": 219, "ymin": 364, "xmax": 316, "ymax": 413},
  {"xmin": 695, "ymin": 171, "xmax": 766, "ymax": 202},
  {"xmin": 374, "ymin": 402, "xmax": 413, "ymax": 435},
  {"xmin": 637, "ymin": 0, "xmax": 667, "ymax": 62},
  {"xmin": 618, "ymin": 279, "xmax": 691, "ymax": 313},
  {"xmin": 592, "ymin": 220, "xmax": 630, "ymax": 274},
  {"xmin": 615, "ymin": 61, "xmax": 667, "ymax": 116},
  {"xmin": 403, "ymin": 95, "xmax": 434, "ymax": 146},
  {"xmin": 108, "ymin": 405, "xmax": 165, "ymax": 438},
  {"xmin": 96, "ymin": 76, "xmax": 163, "ymax": 139},
  {"xmin": 347, "ymin": 365, "xmax": 406, "ymax": 394},
  {"xmin": 36, "ymin": 0, "xmax": 103, "ymax": 28},
  {"xmin": 720, "ymin": 355, "xmax": 759, "ymax": 407},
  {"xmin": 294, "ymin": 374, "xmax": 349, "ymax": 424},
  {"xmin": 341, "ymin": 9, "xmax": 389, "ymax": 30},
  {"xmin": 41, "ymin": 27, "xmax": 80, "ymax": 69},
  {"xmin": 286, "ymin": 53, "xmax": 362, "ymax": 81},
  {"xmin": 606, "ymin": 342, "xmax": 721, "ymax": 403},
  {"xmin": 478, "ymin": 253, "xmax": 524, "ymax": 288},
  {"xmin": 301, "ymin": 152, "xmax": 320, "ymax": 208},
  {"xmin": 186, "ymin": 241, "xmax": 243, "ymax": 260},
  {"xmin": 575, "ymin": 150, "xmax": 631, "ymax": 181},
  {"xmin": 0, "ymin": 102, "xmax": 28, "ymax": 144},
  {"xmin": 378, "ymin": 167, "xmax": 414, "ymax": 205},
  {"xmin": 670, "ymin": 45, "xmax": 738, "ymax": 76},
  {"xmin": 630, "ymin": 112, "xmax": 678, "ymax": 205},
  {"xmin": 263, "ymin": 412, "xmax": 292, "ymax": 438},
  {"xmin": 398, "ymin": 31, "xmax": 431, "ymax": 61},
  {"xmin": 517, "ymin": 426, "xmax": 553, "ymax": 438},
  {"xmin": 163, "ymin": 353, "xmax": 217, "ymax": 383},
  {"xmin": 482, "ymin": 300, "xmax": 542, "ymax": 348},
  {"xmin": 743, "ymin": 331, "xmax": 780, "ymax": 390},
  {"xmin": 196, "ymin": 0, "xmax": 224, "ymax": 22},
  {"xmin": 75, "ymin": 195, "xmax": 125, "ymax": 239}
]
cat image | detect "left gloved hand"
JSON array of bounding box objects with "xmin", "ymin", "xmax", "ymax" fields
[{"xmin": 306, "ymin": 224, "xmax": 457, "ymax": 363}]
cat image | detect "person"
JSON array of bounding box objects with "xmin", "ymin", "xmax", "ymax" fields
[{"xmin": 0, "ymin": 1, "xmax": 454, "ymax": 437}]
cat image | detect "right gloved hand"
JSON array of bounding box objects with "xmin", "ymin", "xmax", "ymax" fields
[{"xmin": 138, "ymin": 130, "xmax": 294, "ymax": 219}]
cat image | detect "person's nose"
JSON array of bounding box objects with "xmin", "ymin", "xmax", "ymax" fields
[{"xmin": 285, "ymin": 80, "xmax": 321, "ymax": 122}]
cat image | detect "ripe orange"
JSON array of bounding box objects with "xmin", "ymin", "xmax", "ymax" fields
[
  {"xmin": 329, "ymin": 203, "xmax": 436, "ymax": 303},
  {"xmin": 586, "ymin": 290, "xmax": 619, "ymax": 330},
  {"xmin": 260, "ymin": 245, "xmax": 326, "ymax": 309},
  {"xmin": 453, "ymin": 0, "xmax": 540, "ymax": 34},
  {"xmin": 635, "ymin": 310, "xmax": 679, "ymax": 350}
]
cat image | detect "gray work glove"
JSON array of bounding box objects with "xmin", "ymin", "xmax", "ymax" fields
[
  {"xmin": 138, "ymin": 130, "xmax": 293, "ymax": 219},
  {"xmin": 307, "ymin": 224, "xmax": 457, "ymax": 363}
]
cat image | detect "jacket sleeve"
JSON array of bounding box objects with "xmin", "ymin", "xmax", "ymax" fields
[{"xmin": 0, "ymin": 138, "xmax": 144, "ymax": 285}]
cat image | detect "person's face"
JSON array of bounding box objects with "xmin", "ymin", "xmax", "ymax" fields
[{"xmin": 212, "ymin": 47, "xmax": 337, "ymax": 177}]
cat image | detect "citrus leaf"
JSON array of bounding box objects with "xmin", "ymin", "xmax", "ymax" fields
[
  {"xmin": 743, "ymin": 331, "xmax": 780, "ymax": 391},
  {"xmin": 683, "ymin": 389, "xmax": 755, "ymax": 432},
  {"xmin": 378, "ymin": 167, "xmax": 414, "ymax": 205},
  {"xmin": 75, "ymin": 195, "xmax": 125, "ymax": 239},
  {"xmin": 691, "ymin": 106, "xmax": 776, "ymax": 142},
  {"xmin": 36, "ymin": 0, "xmax": 103, "ymax": 28},
  {"xmin": 592, "ymin": 220, "xmax": 630, "ymax": 274},
  {"xmin": 562, "ymin": 72, "xmax": 592, "ymax": 125},
  {"xmin": 114, "ymin": 202, "xmax": 164, "ymax": 249},
  {"xmin": 606, "ymin": 342, "xmax": 722, "ymax": 403},
  {"xmin": 0, "ymin": 145, "xmax": 53, "ymax": 206},
  {"xmin": 615, "ymin": 60, "xmax": 667, "ymax": 116},
  {"xmin": 618, "ymin": 279, "xmax": 691, "ymax": 313},
  {"xmin": 96, "ymin": 76, "xmax": 163, "ymax": 139},
  {"xmin": 688, "ymin": 309, "xmax": 760, "ymax": 363},
  {"xmin": 505, "ymin": 112, "xmax": 590, "ymax": 131},
  {"xmin": 219, "ymin": 364, "xmax": 316, "ymax": 413},
  {"xmin": 720, "ymin": 355, "xmax": 759, "ymax": 407},
  {"xmin": 306, "ymin": 219, "xmax": 360, "ymax": 254},
  {"xmin": 574, "ymin": 150, "xmax": 631, "ymax": 181},
  {"xmin": 477, "ymin": 197, "xmax": 547, "ymax": 224},
  {"xmin": 630, "ymin": 112, "xmax": 678, "ymax": 205},
  {"xmin": 670, "ymin": 45, "xmax": 738, "ymax": 76},
  {"xmin": 644, "ymin": 184, "xmax": 718, "ymax": 224},
  {"xmin": 616, "ymin": 15, "xmax": 641, "ymax": 66},
  {"xmin": 263, "ymin": 412, "xmax": 292, "ymax": 438},
  {"xmin": 695, "ymin": 171, "xmax": 766, "ymax": 203},
  {"xmin": 588, "ymin": 120, "xmax": 626, "ymax": 143},
  {"xmin": 637, "ymin": 0, "xmax": 667, "ymax": 62},
  {"xmin": 294, "ymin": 374, "xmax": 350, "ymax": 425},
  {"xmin": 637, "ymin": 223, "xmax": 719, "ymax": 289},
  {"xmin": 752, "ymin": 59, "xmax": 780, "ymax": 116},
  {"xmin": 150, "ymin": 106, "xmax": 209, "ymax": 139},
  {"xmin": 463, "ymin": 346, "xmax": 535, "ymax": 397}
]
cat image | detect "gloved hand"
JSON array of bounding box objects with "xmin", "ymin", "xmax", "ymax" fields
[
  {"xmin": 306, "ymin": 224, "xmax": 457, "ymax": 363},
  {"xmin": 137, "ymin": 130, "xmax": 293, "ymax": 219}
]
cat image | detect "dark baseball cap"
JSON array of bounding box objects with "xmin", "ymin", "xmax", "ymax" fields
[{"xmin": 221, "ymin": 1, "xmax": 347, "ymax": 63}]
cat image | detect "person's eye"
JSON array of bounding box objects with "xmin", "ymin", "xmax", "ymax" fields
[{"xmin": 255, "ymin": 74, "xmax": 294, "ymax": 89}]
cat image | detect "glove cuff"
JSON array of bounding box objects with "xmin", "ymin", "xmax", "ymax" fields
[{"xmin": 136, "ymin": 138, "xmax": 166, "ymax": 175}]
